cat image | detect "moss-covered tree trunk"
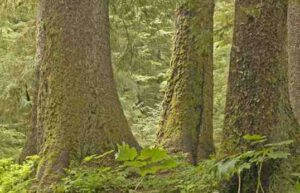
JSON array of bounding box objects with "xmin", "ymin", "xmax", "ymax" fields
[
  {"xmin": 288, "ymin": 0, "xmax": 300, "ymax": 124},
  {"xmin": 157, "ymin": 0, "xmax": 215, "ymax": 164},
  {"xmin": 222, "ymin": 0, "xmax": 300, "ymax": 192},
  {"xmin": 21, "ymin": 0, "xmax": 139, "ymax": 191}
]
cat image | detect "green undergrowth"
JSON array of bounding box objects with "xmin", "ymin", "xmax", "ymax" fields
[
  {"xmin": 0, "ymin": 124, "xmax": 26, "ymax": 159},
  {"xmin": 0, "ymin": 136, "xmax": 299, "ymax": 193},
  {"xmin": 59, "ymin": 144, "xmax": 219, "ymax": 193},
  {"xmin": 59, "ymin": 148, "xmax": 219, "ymax": 193},
  {"xmin": 0, "ymin": 155, "xmax": 39, "ymax": 193},
  {"xmin": 60, "ymin": 160, "xmax": 218, "ymax": 193}
]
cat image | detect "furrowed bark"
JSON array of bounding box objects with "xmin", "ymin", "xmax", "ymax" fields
[
  {"xmin": 22, "ymin": 0, "xmax": 139, "ymax": 191},
  {"xmin": 157, "ymin": 0, "xmax": 215, "ymax": 164},
  {"xmin": 222, "ymin": 0, "xmax": 300, "ymax": 192}
]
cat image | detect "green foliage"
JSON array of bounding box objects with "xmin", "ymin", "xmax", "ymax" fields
[
  {"xmin": 138, "ymin": 160, "xmax": 219, "ymax": 193},
  {"xmin": 82, "ymin": 150, "xmax": 115, "ymax": 164},
  {"xmin": 0, "ymin": 124, "xmax": 25, "ymax": 159},
  {"xmin": 62, "ymin": 147, "xmax": 218, "ymax": 193},
  {"xmin": 0, "ymin": 0, "xmax": 37, "ymax": 160},
  {"xmin": 61, "ymin": 162, "xmax": 219, "ymax": 193},
  {"xmin": 62, "ymin": 167, "xmax": 131, "ymax": 193},
  {"xmin": 110, "ymin": 0, "xmax": 175, "ymax": 147},
  {"xmin": 293, "ymin": 173, "xmax": 300, "ymax": 193},
  {"xmin": 213, "ymin": 0, "xmax": 234, "ymax": 152},
  {"xmin": 116, "ymin": 143, "xmax": 138, "ymax": 161},
  {"xmin": 116, "ymin": 144, "xmax": 177, "ymax": 176},
  {"xmin": 0, "ymin": 1, "xmax": 298, "ymax": 193},
  {"xmin": 214, "ymin": 135, "xmax": 295, "ymax": 193},
  {"xmin": 0, "ymin": 0, "xmax": 36, "ymax": 124},
  {"xmin": 0, "ymin": 155, "xmax": 39, "ymax": 193},
  {"xmin": 0, "ymin": 140, "xmax": 298, "ymax": 193}
]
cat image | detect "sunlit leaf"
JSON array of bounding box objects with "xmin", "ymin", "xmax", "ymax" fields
[{"xmin": 115, "ymin": 143, "xmax": 138, "ymax": 161}]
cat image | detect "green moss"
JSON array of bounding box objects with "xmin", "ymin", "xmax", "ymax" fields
[{"xmin": 157, "ymin": 0, "xmax": 214, "ymax": 164}]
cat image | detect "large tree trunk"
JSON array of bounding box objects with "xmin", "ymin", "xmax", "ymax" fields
[
  {"xmin": 157, "ymin": 0, "xmax": 215, "ymax": 164},
  {"xmin": 222, "ymin": 0, "xmax": 300, "ymax": 192},
  {"xmin": 288, "ymin": 0, "xmax": 300, "ymax": 124},
  {"xmin": 22, "ymin": 0, "xmax": 139, "ymax": 191}
]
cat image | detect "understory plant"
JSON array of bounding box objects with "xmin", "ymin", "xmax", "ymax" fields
[
  {"xmin": 61, "ymin": 144, "xmax": 219, "ymax": 193},
  {"xmin": 0, "ymin": 155, "xmax": 39, "ymax": 193},
  {"xmin": 214, "ymin": 135, "xmax": 296, "ymax": 193},
  {"xmin": 0, "ymin": 136, "xmax": 298, "ymax": 193}
]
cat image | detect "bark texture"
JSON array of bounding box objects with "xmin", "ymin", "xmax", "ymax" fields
[
  {"xmin": 157, "ymin": 0, "xmax": 215, "ymax": 164},
  {"xmin": 222, "ymin": 0, "xmax": 300, "ymax": 192},
  {"xmin": 23, "ymin": 0, "xmax": 139, "ymax": 191},
  {"xmin": 288, "ymin": 0, "xmax": 300, "ymax": 124}
]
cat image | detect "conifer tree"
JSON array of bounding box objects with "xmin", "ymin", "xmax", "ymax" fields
[
  {"xmin": 21, "ymin": 0, "xmax": 139, "ymax": 190},
  {"xmin": 157, "ymin": 0, "xmax": 215, "ymax": 164},
  {"xmin": 222, "ymin": 0, "xmax": 300, "ymax": 192}
]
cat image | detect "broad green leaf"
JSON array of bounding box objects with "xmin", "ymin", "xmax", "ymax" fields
[
  {"xmin": 137, "ymin": 148, "xmax": 168, "ymax": 162},
  {"xmin": 159, "ymin": 158, "xmax": 178, "ymax": 169},
  {"xmin": 116, "ymin": 144, "xmax": 137, "ymax": 161}
]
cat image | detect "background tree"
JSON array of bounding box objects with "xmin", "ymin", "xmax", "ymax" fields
[
  {"xmin": 0, "ymin": 0, "xmax": 36, "ymax": 159},
  {"xmin": 110, "ymin": 0, "xmax": 175, "ymax": 146},
  {"xmin": 288, "ymin": 0, "xmax": 300, "ymax": 124},
  {"xmin": 157, "ymin": 0, "xmax": 215, "ymax": 164},
  {"xmin": 24, "ymin": 0, "xmax": 139, "ymax": 191},
  {"xmin": 222, "ymin": 0, "xmax": 300, "ymax": 192}
]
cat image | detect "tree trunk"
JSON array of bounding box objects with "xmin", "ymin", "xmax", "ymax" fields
[
  {"xmin": 288, "ymin": 0, "xmax": 300, "ymax": 124},
  {"xmin": 157, "ymin": 0, "xmax": 215, "ymax": 164},
  {"xmin": 222, "ymin": 0, "xmax": 300, "ymax": 192},
  {"xmin": 23, "ymin": 0, "xmax": 139, "ymax": 191}
]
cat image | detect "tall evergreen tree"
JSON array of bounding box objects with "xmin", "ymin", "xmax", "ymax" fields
[
  {"xmin": 157, "ymin": 0, "xmax": 215, "ymax": 164},
  {"xmin": 222, "ymin": 0, "xmax": 300, "ymax": 192},
  {"xmin": 288, "ymin": 0, "xmax": 300, "ymax": 124},
  {"xmin": 20, "ymin": 0, "xmax": 139, "ymax": 191}
]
